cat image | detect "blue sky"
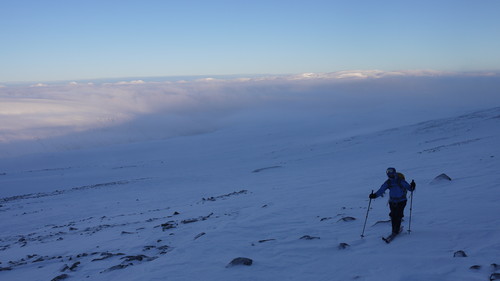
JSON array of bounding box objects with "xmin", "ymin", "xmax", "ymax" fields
[{"xmin": 1, "ymin": 0, "xmax": 499, "ymax": 82}]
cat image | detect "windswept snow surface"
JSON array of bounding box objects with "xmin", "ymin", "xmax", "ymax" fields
[{"xmin": 1, "ymin": 79, "xmax": 500, "ymax": 280}]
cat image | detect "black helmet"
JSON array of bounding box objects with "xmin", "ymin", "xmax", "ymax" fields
[{"xmin": 386, "ymin": 167, "xmax": 397, "ymax": 178}]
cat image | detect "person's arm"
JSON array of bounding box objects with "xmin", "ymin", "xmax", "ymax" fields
[
  {"xmin": 402, "ymin": 179, "xmax": 416, "ymax": 191},
  {"xmin": 371, "ymin": 181, "xmax": 389, "ymax": 198}
]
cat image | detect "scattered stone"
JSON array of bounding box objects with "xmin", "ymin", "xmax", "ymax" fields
[
  {"xmin": 252, "ymin": 166, "xmax": 282, "ymax": 173},
  {"xmin": 69, "ymin": 262, "xmax": 80, "ymax": 271},
  {"xmin": 338, "ymin": 243, "xmax": 350, "ymax": 250},
  {"xmin": 103, "ymin": 263, "xmax": 132, "ymax": 272},
  {"xmin": 227, "ymin": 257, "xmax": 253, "ymax": 267},
  {"xmin": 173, "ymin": 211, "xmax": 180, "ymax": 215},
  {"xmin": 121, "ymin": 231, "xmax": 136, "ymax": 235},
  {"xmin": 453, "ymin": 250, "xmax": 467, "ymax": 257},
  {"xmin": 202, "ymin": 190, "xmax": 248, "ymax": 202},
  {"xmin": 338, "ymin": 217, "xmax": 356, "ymax": 222},
  {"xmin": 161, "ymin": 221, "xmax": 177, "ymax": 231},
  {"xmin": 320, "ymin": 217, "xmax": 332, "ymax": 221},
  {"xmin": 69, "ymin": 227, "xmax": 78, "ymax": 231},
  {"xmin": 143, "ymin": 245, "xmax": 156, "ymax": 251},
  {"xmin": 0, "ymin": 266, "xmax": 12, "ymax": 271},
  {"xmin": 431, "ymin": 173, "xmax": 452, "ymax": 184},
  {"xmin": 194, "ymin": 232, "xmax": 206, "ymax": 240},
  {"xmin": 491, "ymin": 273, "xmax": 500, "ymax": 281},
  {"xmin": 51, "ymin": 274, "xmax": 69, "ymax": 281},
  {"xmin": 181, "ymin": 213, "xmax": 214, "ymax": 224},
  {"xmin": 469, "ymin": 265, "xmax": 481, "ymax": 270},
  {"xmin": 492, "ymin": 263, "xmax": 500, "ymax": 270},
  {"xmin": 157, "ymin": 245, "xmax": 170, "ymax": 254},
  {"xmin": 372, "ymin": 220, "xmax": 391, "ymax": 226},
  {"xmin": 258, "ymin": 239, "xmax": 276, "ymax": 243},
  {"xmin": 91, "ymin": 252, "xmax": 125, "ymax": 262},
  {"xmin": 300, "ymin": 235, "xmax": 320, "ymax": 240},
  {"xmin": 181, "ymin": 218, "xmax": 199, "ymax": 224},
  {"xmin": 33, "ymin": 257, "xmax": 45, "ymax": 262},
  {"xmin": 120, "ymin": 255, "xmax": 156, "ymax": 262}
]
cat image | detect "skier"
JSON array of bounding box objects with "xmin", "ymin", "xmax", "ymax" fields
[{"xmin": 369, "ymin": 167, "xmax": 416, "ymax": 235}]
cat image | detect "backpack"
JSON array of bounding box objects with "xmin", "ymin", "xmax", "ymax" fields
[{"xmin": 385, "ymin": 172, "xmax": 407, "ymax": 198}]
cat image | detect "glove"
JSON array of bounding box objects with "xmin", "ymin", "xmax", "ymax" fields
[
  {"xmin": 410, "ymin": 180, "xmax": 416, "ymax": 191},
  {"xmin": 369, "ymin": 193, "xmax": 377, "ymax": 199}
]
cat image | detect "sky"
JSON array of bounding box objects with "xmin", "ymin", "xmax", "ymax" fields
[{"xmin": 1, "ymin": 0, "xmax": 500, "ymax": 83}]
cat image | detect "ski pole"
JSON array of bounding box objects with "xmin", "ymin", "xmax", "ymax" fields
[
  {"xmin": 361, "ymin": 190, "xmax": 374, "ymax": 238},
  {"xmin": 408, "ymin": 180, "xmax": 414, "ymax": 234}
]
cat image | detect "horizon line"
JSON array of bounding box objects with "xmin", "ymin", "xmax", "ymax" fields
[{"xmin": 1, "ymin": 69, "xmax": 499, "ymax": 87}]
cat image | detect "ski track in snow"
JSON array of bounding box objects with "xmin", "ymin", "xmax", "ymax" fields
[{"xmin": 1, "ymin": 107, "xmax": 500, "ymax": 281}]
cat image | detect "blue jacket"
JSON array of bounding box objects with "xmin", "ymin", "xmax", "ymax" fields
[{"xmin": 374, "ymin": 177, "xmax": 413, "ymax": 203}]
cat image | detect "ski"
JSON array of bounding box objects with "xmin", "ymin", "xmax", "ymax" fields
[{"xmin": 382, "ymin": 226, "xmax": 403, "ymax": 244}]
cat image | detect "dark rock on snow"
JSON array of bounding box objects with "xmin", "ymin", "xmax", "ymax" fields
[
  {"xmin": 338, "ymin": 216, "xmax": 356, "ymax": 222},
  {"xmin": 491, "ymin": 273, "xmax": 500, "ymax": 281},
  {"xmin": 453, "ymin": 250, "xmax": 467, "ymax": 257},
  {"xmin": 431, "ymin": 173, "xmax": 452, "ymax": 184},
  {"xmin": 338, "ymin": 243, "xmax": 350, "ymax": 250},
  {"xmin": 258, "ymin": 239, "xmax": 276, "ymax": 243},
  {"xmin": 194, "ymin": 232, "xmax": 206, "ymax": 240},
  {"xmin": 51, "ymin": 274, "xmax": 69, "ymax": 281},
  {"xmin": 469, "ymin": 265, "xmax": 481, "ymax": 270},
  {"xmin": 300, "ymin": 235, "xmax": 320, "ymax": 240},
  {"xmin": 227, "ymin": 257, "xmax": 253, "ymax": 267},
  {"xmin": 161, "ymin": 221, "xmax": 177, "ymax": 231}
]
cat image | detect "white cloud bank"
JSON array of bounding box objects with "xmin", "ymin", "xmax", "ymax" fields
[{"xmin": 1, "ymin": 70, "xmax": 499, "ymax": 157}]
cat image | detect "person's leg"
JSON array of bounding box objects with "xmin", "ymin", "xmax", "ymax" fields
[{"xmin": 390, "ymin": 201, "xmax": 407, "ymax": 234}]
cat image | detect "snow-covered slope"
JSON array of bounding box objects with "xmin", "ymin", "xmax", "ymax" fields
[{"xmin": 1, "ymin": 107, "xmax": 500, "ymax": 281}]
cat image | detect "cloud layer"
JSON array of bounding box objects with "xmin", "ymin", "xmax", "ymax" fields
[{"xmin": 1, "ymin": 71, "xmax": 499, "ymax": 157}]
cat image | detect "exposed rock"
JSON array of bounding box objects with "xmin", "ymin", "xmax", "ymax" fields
[
  {"xmin": 51, "ymin": 274, "xmax": 69, "ymax": 281},
  {"xmin": 227, "ymin": 257, "xmax": 253, "ymax": 267},
  {"xmin": 121, "ymin": 255, "xmax": 147, "ymax": 262},
  {"xmin": 258, "ymin": 239, "xmax": 276, "ymax": 243},
  {"xmin": 157, "ymin": 245, "xmax": 170, "ymax": 254},
  {"xmin": 469, "ymin": 265, "xmax": 481, "ymax": 270},
  {"xmin": 194, "ymin": 232, "xmax": 206, "ymax": 240},
  {"xmin": 103, "ymin": 263, "xmax": 132, "ymax": 272},
  {"xmin": 338, "ymin": 243, "xmax": 350, "ymax": 250},
  {"xmin": 492, "ymin": 263, "xmax": 500, "ymax": 270},
  {"xmin": 338, "ymin": 216, "xmax": 356, "ymax": 222},
  {"xmin": 300, "ymin": 235, "xmax": 320, "ymax": 240},
  {"xmin": 69, "ymin": 261, "xmax": 80, "ymax": 271},
  {"xmin": 252, "ymin": 166, "xmax": 282, "ymax": 173},
  {"xmin": 143, "ymin": 245, "xmax": 156, "ymax": 251},
  {"xmin": 431, "ymin": 173, "xmax": 452, "ymax": 184},
  {"xmin": 491, "ymin": 273, "xmax": 500, "ymax": 281},
  {"xmin": 202, "ymin": 190, "xmax": 248, "ymax": 202},
  {"xmin": 453, "ymin": 250, "xmax": 467, "ymax": 257},
  {"xmin": 181, "ymin": 213, "xmax": 213, "ymax": 224},
  {"xmin": 372, "ymin": 219, "xmax": 391, "ymax": 226},
  {"xmin": 91, "ymin": 252, "xmax": 125, "ymax": 262},
  {"xmin": 0, "ymin": 266, "xmax": 12, "ymax": 271},
  {"xmin": 160, "ymin": 221, "xmax": 177, "ymax": 231}
]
